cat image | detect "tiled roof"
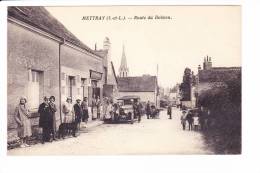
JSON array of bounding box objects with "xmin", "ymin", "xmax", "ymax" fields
[
  {"xmin": 199, "ymin": 67, "xmax": 241, "ymax": 83},
  {"xmin": 118, "ymin": 76, "xmax": 157, "ymax": 92},
  {"xmin": 8, "ymin": 6, "xmax": 101, "ymax": 58}
]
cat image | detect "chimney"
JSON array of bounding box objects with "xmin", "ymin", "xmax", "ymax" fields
[
  {"xmin": 198, "ymin": 65, "xmax": 201, "ymax": 71},
  {"xmin": 95, "ymin": 43, "xmax": 97, "ymax": 51}
]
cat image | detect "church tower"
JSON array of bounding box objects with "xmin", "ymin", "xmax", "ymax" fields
[{"xmin": 119, "ymin": 45, "xmax": 129, "ymax": 77}]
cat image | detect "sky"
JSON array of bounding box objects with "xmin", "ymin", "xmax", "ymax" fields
[{"xmin": 46, "ymin": 6, "xmax": 241, "ymax": 88}]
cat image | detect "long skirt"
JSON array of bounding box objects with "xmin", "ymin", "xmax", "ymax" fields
[{"xmin": 18, "ymin": 119, "xmax": 32, "ymax": 138}]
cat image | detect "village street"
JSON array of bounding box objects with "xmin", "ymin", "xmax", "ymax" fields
[{"xmin": 8, "ymin": 108, "xmax": 213, "ymax": 155}]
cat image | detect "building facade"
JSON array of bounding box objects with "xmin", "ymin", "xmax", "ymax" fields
[
  {"xmin": 7, "ymin": 7, "xmax": 105, "ymax": 141},
  {"xmin": 118, "ymin": 75, "xmax": 159, "ymax": 106},
  {"xmin": 94, "ymin": 37, "xmax": 119, "ymax": 101}
]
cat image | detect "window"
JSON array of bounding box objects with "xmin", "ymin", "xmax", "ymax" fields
[
  {"xmin": 28, "ymin": 70, "xmax": 42, "ymax": 110},
  {"xmin": 68, "ymin": 76, "xmax": 75, "ymax": 98}
]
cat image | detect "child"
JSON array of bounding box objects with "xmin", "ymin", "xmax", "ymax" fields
[{"xmin": 193, "ymin": 113, "xmax": 200, "ymax": 131}]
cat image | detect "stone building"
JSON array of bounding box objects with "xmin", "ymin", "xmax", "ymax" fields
[
  {"xmin": 197, "ymin": 56, "xmax": 241, "ymax": 95},
  {"xmin": 7, "ymin": 7, "xmax": 105, "ymax": 141}
]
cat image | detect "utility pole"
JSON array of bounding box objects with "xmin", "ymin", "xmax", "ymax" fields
[{"xmin": 156, "ymin": 64, "xmax": 159, "ymax": 107}]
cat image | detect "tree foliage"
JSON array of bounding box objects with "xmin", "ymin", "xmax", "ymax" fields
[{"xmin": 198, "ymin": 71, "xmax": 241, "ymax": 154}]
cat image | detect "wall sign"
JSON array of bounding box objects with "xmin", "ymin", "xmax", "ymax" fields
[{"xmin": 90, "ymin": 70, "xmax": 102, "ymax": 80}]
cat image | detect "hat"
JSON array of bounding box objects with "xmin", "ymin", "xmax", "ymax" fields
[
  {"xmin": 49, "ymin": 96, "xmax": 55, "ymax": 101},
  {"xmin": 76, "ymin": 98, "xmax": 81, "ymax": 101},
  {"xmin": 66, "ymin": 97, "xmax": 72, "ymax": 101},
  {"xmin": 19, "ymin": 96, "xmax": 27, "ymax": 103},
  {"xmin": 182, "ymin": 110, "xmax": 186, "ymax": 113}
]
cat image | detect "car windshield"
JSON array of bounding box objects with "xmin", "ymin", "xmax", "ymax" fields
[{"xmin": 123, "ymin": 99, "xmax": 133, "ymax": 105}]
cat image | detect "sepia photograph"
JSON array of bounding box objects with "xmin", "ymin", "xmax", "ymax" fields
[{"xmin": 6, "ymin": 5, "xmax": 241, "ymax": 155}]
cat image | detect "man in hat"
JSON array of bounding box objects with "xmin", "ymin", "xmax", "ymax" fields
[
  {"xmin": 74, "ymin": 98, "xmax": 83, "ymax": 136},
  {"xmin": 38, "ymin": 96, "xmax": 52, "ymax": 144}
]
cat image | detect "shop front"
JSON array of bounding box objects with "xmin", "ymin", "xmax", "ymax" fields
[{"xmin": 88, "ymin": 70, "xmax": 103, "ymax": 120}]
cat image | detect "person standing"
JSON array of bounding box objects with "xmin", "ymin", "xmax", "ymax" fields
[
  {"xmin": 96, "ymin": 96, "xmax": 101, "ymax": 119},
  {"xmin": 61, "ymin": 97, "xmax": 74, "ymax": 138},
  {"xmin": 14, "ymin": 96, "xmax": 32, "ymax": 147},
  {"xmin": 81, "ymin": 97, "xmax": 89, "ymax": 123},
  {"xmin": 180, "ymin": 110, "xmax": 187, "ymax": 130},
  {"xmin": 49, "ymin": 96, "xmax": 57, "ymax": 140},
  {"xmin": 38, "ymin": 97, "xmax": 52, "ymax": 144},
  {"xmin": 102, "ymin": 97, "xmax": 109, "ymax": 120},
  {"xmin": 74, "ymin": 99, "xmax": 83, "ymax": 135},
  {"xmin": 145, "ymin": 101, "xmax": 151, "ymax": 119},
  {"xmin": 186, "ymin": 111, "xmax": 193, "ymax": 131},
  {"xmin": 167, "ymin": 104, "xmax": 172, "ymax": 119},
  {"xmin": 193, "ymin": 112, "xmax": 200, "ymax": 131},
  {"xmin": 136, "ymin": 100, "xmax": 143, "ymax": 123}
]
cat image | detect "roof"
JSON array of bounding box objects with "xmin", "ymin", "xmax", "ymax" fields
[
  {"xmin": 199, "ymin": 67, "xmax": 241, "ymax": 83},
  {"xmin": 118, "ymin": 75, "xmax": 157, "ymax": 92},
  {"xmin": 8, "ymin": 6, "xmax": 101, "ymax": 58},
  {"xmin": 94, "ymin": 49, "xmax": 108, "ymax": 58}
]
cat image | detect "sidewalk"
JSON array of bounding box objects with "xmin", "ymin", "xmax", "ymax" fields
[
  {"xmin": 7, "ymin": 120, "xmax": 104, "ymax": 150},
  {"xmin": 79, "ymin": 119, "xmax": 104, "ymax": 133}
]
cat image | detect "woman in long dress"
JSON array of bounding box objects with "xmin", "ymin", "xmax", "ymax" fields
[
  {"xmin": 61, "ymin": 97, "xmax": 74, "ymax": 137},
  {"xmin": 14, "ymin": 96, "xmax": 32, "ymax": 147}
]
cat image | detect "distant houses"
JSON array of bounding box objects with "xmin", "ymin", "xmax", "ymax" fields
[{"xmin": 180, "ymin": 56, "xmax": 241, "ymax": 109}]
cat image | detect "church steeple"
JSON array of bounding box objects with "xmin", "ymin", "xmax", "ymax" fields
[{"xmin": 119, "ymin": 44, "xmax": 129, "ymax": 77}]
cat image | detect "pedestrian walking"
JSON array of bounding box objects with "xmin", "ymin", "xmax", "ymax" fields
[
  {"xmin": 167, "ymin": 104, "xmax": 172, "ymax": 119},
  {"xmin": 38, "ymin": 96, "xmax": 52, "ymax": 144},
  {"xmin": 49, "ymin": 95, "xmax": 57, "ymax": 140},
  {"xmin": 74, "ymin": 99, "xmax": 83, "ymax": 135},
  {"xmin": 14, "ymin": 96, "xmax": 32, "ymax": 147},
  {"xmin": 145, "ymin": 101, "xmax": 151, "ymax": 119},
  {"xmin": 186, "ymin": 111, "xmax": 193, "ymax": 131},
  {"xmin": 180, "ymin": 110, "xmax": 187, "ymax": 130},
  {"xmin": 81, "ymin": 97, "xmax": 89, "ymax": 123}
]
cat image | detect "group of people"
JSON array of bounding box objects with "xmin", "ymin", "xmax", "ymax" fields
[
  {"xmin": 145, "ymin": 101, "xmax": 159, "ymax": 119},
  {"xmin": 59, "ymin": 96, "xmax": 89, "ymax": 139},
  {"xmin": 14, "ymin": 96, "xmax": 90, "ymax": 147},
  {"xmin": 180, "ymin": 108, "xmax": 210, "ymax": 131}
]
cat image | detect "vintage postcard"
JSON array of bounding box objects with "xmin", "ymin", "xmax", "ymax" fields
[{"xmin": 6, "ymin": 5, "xmax": 241, "ymax": 155}]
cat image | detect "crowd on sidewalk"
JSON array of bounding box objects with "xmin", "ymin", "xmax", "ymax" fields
[{"xmin": 13, "ymin": 96, "xmax": 106, "ymax": 148}]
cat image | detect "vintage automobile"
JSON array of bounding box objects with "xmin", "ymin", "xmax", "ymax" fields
[{"xmin": 115, "ymin": 95, "xmax": 140, "ymax": 124}]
